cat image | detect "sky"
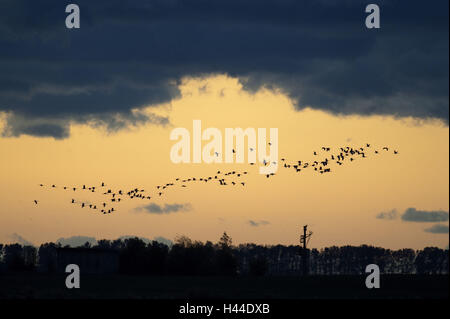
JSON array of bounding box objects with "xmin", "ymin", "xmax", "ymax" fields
[{"xmin": 0, "ymin": 0, "xmax": 448, "ymax": 249}]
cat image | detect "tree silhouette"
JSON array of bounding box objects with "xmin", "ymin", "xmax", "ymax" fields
[
  {"xmin": 3, "ymin": 244, "xmax": 25, "ymax": 271},
  {"xmin": 38, "ymin": 242, "xmax": 59, "ymax": 273},
  {"xmin": 119, "ymin": 237, "xmax": 149, "ymax": 274},
  {"xmin": 0, "ymin": 236, "xmax": 448, "ymax": 276},
  {"xmin": 415, "ymin": 247, "xmax": 448, "ymax": 275},
  {"xmin": 215, "ymin": 232, "xmax": 237, "ymax": 276},
  {"xmin": 249, "ymin": 255, "xmax": 269, "ymax": 276},
  {"xmin": 218, "ymin": 232, "xmax": 232, "ymax": 249}
]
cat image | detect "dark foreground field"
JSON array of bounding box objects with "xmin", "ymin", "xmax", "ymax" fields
[{"xmin": 0, "ymin": 274, "xmax": 447, "ymax": 299}]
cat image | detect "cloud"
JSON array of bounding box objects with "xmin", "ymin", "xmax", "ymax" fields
[
  {"xmin": 376, "ymin": 209, "xmax": 398, "ymax": 220},
  {"xmin": 56, "ymin": 236, "xmax": 98, "ymax": 247},
  {"xmin": 0, "ymin": 0, "xmax": 448, "ymax": 138},
  {"xmin": 1, "ymin": 110, "xmax": 169, "ymax": 139},
  {"xmin": 401, "ymin": 208, "xmax": 449, "ymax": 223},
  {"xmin": 9, "ymin": 233, "xmax": 34, "ymax": 246},
  {"xmin": 424, "ymin": 224, "xmax": 449, "ymax": 234},
  {"xmin": 117, "ymin": 235, "xmax": 152, "ymax": 244},
  {"xmin": 153, "ymin": 236, "xmax": 174, "ymax": 247},
  {"xmin": 136, "ymin": 203, "xmax": 192, "ymax": 215},
  {"xmin": 248, "ymin": 220, "xmax": 270, "ymax": 227}
]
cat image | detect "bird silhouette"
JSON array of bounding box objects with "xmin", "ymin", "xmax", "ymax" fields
[{"xmin": 36, "ymin": 143, "xmax": 397, "ymax": 215}]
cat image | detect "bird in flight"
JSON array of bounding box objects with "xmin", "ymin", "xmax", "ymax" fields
[{"xmin": 35, "ymin": 142, "xmax": 398, "ymax": 215}]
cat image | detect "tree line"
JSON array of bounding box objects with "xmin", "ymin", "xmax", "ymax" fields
[{"xmin": 0, "ymin": 233, "xmax": 448, "ymax": 276}]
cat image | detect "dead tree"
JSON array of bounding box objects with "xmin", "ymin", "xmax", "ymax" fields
[{"xmin": 299, "ymin": 225, "xmax": 313, "ymax": 275}]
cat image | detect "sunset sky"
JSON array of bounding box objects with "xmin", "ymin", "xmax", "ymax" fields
[{"xmin": 0, "ymin": 0, "xmax": 448, "ymax": 249}]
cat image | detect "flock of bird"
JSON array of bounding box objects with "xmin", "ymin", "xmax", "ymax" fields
[
  {"xmin": 279, "ymin": 144, "xmax": 397, "ymax": 175},
  {"xmin": 33, "ymin": 143, "xmax": 398, "ymax": 214}
]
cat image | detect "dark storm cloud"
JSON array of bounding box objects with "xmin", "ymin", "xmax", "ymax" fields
[
  {"xmin": 424, "ymin": 224, "xmax": 449, "ymax": 234},
  {"xmin": 0, "ymin": 0, "xmax": 448, "ymax": 138},
  {"xmin": 136, "ymin": 202, "xmax": 192, "ymax": 215},
  {"xmin": 401, "ymin": 208, "xmax": 449, "ymax": 223}
]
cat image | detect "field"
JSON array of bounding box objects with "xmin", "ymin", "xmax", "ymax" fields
[{"xmin": 0, "ymin": 273, "xmax": 447, "ymax": 299}]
